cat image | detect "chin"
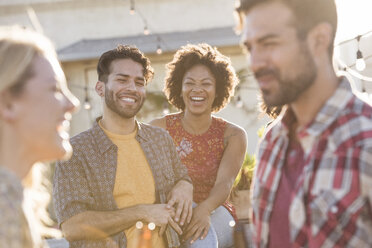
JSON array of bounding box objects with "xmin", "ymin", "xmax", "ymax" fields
[
  {"xmin": 59, "ymin": 140, "xmax": 73, "ymax": 160},
  {"xmin": 44, "ymin": 139, "xmax": 73, "ymax": 162},
  {"xmin": 189, "ymin": 108, "xmax": 210, "ymax": 116}
]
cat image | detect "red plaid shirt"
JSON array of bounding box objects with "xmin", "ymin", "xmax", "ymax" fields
[{"xmin": 252, "ymin": 77, "xmax": 372, "ymax": 247}]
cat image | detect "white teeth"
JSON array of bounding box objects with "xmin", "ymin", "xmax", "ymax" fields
[
  {"xmin": 191, "ymin": 97, "xmax": 205, "ymax": 101},
  {"xmin": 121, "ymin": 97, "xmax": 135, "ymax": 103}
]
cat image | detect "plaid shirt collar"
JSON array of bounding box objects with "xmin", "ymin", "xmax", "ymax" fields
[
  {"xmin": 92, "ymin": 117, "xmax": 150, "ymax": 155},
  {"xmin": 268, "ymin": 77, "xmax": 354, "ymax": 152}
]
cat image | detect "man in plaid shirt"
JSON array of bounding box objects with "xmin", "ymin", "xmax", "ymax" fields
[{"xmin": 236, "ymin": 0, "xmax": 372, "ymax": 247}]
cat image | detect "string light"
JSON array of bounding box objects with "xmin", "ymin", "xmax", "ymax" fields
[
  {"xmin": 156, "ymin": 36, "xmax": 162, "ymax": 54},
  {"xmin": 355, "ymin": 36, "xmax": 366, "ymax": 71},
  {"xmin": 162, "ymin": 101, "xmax": 169, "ymax": 114},
  {"xmin": 128, "ymin": 1, "xmax": 171, "ymax": 54},
  {"xmin": 83, "ymin": 97, "xmax": 91, "ymax": 110},
  {"xmin": 135, "ymin": 221, "xmax": 143, "ymax": 229},
  {"xmin": 156, "ymin": 46, "xmax": 162, "ymax": 54},
  {"xmin": 129, "ymin": 0, "xmax": 135, "ymax": 15},
  {"xmin": 83, "ymin": 86, "xmax": 91, "ymax": 110},
  {"xmin": 148, "ymin": 222, "xmax": 156, "ymax": 231},
  {"xmin": 235, "ymin": 96, "xmax": 244, "ymax": 108},
  {"xmin": 356, "ymin": 50, "xmax": 366, "ymax": 71},
  {"xmin": 336, "ymin": 30, "xmax": 371, "ymax": 81},
  {"xmin": 143, "ymin": 23, "xmax": 150, "ymax": 35}
]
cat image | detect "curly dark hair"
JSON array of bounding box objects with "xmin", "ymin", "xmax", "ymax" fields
[
  {"xmin": 97, "ymin": 44, "xmax": 154, "ymax": 83},
  {"xmin": 164, "ymin": 43, "xmax": 239, "ymax": 112}
]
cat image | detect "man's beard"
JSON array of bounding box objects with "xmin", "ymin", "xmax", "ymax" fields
[
  {"xmin": 256, "ymin": 44, "xmax": 317, "ymax": 108},
  {"xmin": 105, "ymin": 88, "xmax": 144, "ymax": 119}
]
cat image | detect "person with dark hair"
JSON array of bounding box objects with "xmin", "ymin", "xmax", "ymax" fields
[
  {"xmin": 236, "ymin": 0, "xmax": 372, "ymax": 247},
  {"xmin": 53, "ymin": 45, "xmax": 194, "ymax": 248},
  {"xmin": 0, "ymin": 25, "xmax": 79, "ymax": 247},
  {"xmin": 151, "ymin": 43, "xmax": 247, "ymax": 247}
]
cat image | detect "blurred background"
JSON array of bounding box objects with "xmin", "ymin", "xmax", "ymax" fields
[{"xmin": 0, "ymin": 0, "xmax": 371, "ymax": 155}]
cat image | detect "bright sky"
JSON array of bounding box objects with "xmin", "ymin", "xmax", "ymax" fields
[{"xmin": 335, "ymin": 0, "xmax": 372, "ymax": 44}]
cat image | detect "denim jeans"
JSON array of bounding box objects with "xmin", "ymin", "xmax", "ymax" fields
[{"xmin": 182, "ymin": 205, "xmax": 234, "ymax": 248}]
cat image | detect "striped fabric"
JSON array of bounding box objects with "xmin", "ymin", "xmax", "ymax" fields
[{"xmin": 252, "ymin": 77, "xmax": 372, "ymax": 247}]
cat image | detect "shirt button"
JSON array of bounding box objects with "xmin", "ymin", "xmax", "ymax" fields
[{"xmin": 330, "ymin": 206, "xmax": 338, "ymax": 213}]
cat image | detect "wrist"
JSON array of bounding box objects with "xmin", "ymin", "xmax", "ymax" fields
[
  {"xmin": 198, "ymin": 201, "xmax": 214, "ymax": 214},
  {"xmin": 137, "ymin": 204, "xmax": 149, "ymax": 222},
  {"xmin": 178, "ymin": 179, "xmax": 193, "ymax": 188}
]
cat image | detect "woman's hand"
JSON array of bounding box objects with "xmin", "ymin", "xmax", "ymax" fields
[
  {"xmin": 183, "ymin": 204, "xmax": 211, "ymax": 244},
  {"xmin": 167, "ymin": 180, "xmax": 193, "ymax": 226}
]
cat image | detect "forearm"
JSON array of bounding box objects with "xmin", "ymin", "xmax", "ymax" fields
[
  {"xmin": 199, "ymin": 180, "xmax": 233, "ymax": 213},
  {"xmin": 62, "ymin": 205, "xmax": 146, "ymax": 241}
]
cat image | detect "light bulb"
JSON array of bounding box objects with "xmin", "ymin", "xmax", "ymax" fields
[
  {"xmin": 83, "ymin": 101, "xmax": 91, "ymax": 110},
  {"xmin": 156, "ymin": 47, "xmax": 162, "ymax": 55},
  {"xmin": 143, "ymin": 26, "xmax": 150, "ymax": 35},
  {"xmin": 130, "ymin": 0, "xmax": 135, "ymax": 15},
  {"xmin": 135, "ymin": 221, "xmax": 143, "ymax": 229},
  {"xmin": 356, "ymin": 50, "xmax": 366, "ymax": 71},
  {"xmin": 148, "ymin": 222, "xmax": 156, "ymax": 231},
  {"xmin": 162, "ymin": 108, "xmax": 170, "ymax": 115},
  {"xmin": 229, "ymin": 220, "xmax": 236, "ymax": 227},
  {"xmin": 356, "ymin": 58, "xmax": 366, "ymax": 71},
  {"xmin": 236, "ymin": 96, "xmax": 243, "ymax": 108}
]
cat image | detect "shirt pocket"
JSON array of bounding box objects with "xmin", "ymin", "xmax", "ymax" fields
[{"xmin": 309, "ymin": 188, "xmax": 366, "ymax": 241}]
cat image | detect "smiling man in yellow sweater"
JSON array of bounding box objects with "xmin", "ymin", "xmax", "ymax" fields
[{"xmin": 53, "ymin": 45, "xmax": 193, "ymax": 248}]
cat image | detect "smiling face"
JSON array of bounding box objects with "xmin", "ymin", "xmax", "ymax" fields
[
  {"xmin": 11, "ymin": 54, "xmax": 79, "ymax": 161},
  {"xmin": 99, "ymin": 58, "xmax": 146, "ymax": 119},
  {"xmin": 241, "ymin": 2, "xmax": 317, "ymax": 107},
  {"xmin": 181, "ymin": 64, "xmax": 216, "ymax": 116}
]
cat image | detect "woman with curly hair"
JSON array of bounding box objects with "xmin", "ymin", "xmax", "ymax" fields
[{"xmin": 151, "ymin": 43, "xmax": 247, "ymax": 248}]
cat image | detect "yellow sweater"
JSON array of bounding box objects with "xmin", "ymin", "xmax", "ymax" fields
[{"xmin": 99, "ymin": 121, "xmax": 166, "ymax": 248}]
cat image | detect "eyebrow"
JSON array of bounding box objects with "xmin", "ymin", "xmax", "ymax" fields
[
  {"xmin": 184, "ymin": 77, "xmax": 214, "ymax": 82},
  {"xmin": 243, "ymin": 33, "xmax": 280, "ymax": 48},
  {"xmin": 257, "ymin": 33, "xmax": 280, "ymax": 43},
  {"xmin": 115, "ymin": 73, "xmax": 145, "ymax": 81}
]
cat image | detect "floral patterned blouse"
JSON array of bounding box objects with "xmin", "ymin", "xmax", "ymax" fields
[{"xmin": 165, "ymin": 112, "xmax": 235, "ymax": 216}]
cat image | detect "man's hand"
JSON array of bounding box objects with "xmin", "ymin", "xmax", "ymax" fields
[
  {"xmin": 183, "ymin": 204, "xmax": 211, "ymax": 244},
  {"xmin": 167, "ymin": 180, "xmax": 193, "ymax": 226},
  {"xmin": 142, "ymin": 204, "xmax": 182, "ymax": 236}
]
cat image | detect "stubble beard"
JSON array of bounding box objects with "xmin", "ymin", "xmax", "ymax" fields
[
  {"xmin": 104, "ymin": 88, "xmax": 144, "ymax": 119},
  {"xmin": 260, "ymin": 44, "xmax": 317, "ymax": 108}
]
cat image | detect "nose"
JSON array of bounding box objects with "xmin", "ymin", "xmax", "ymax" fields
[
  {"xmin": 126, "ymin": 79, "xmax": 137, "ymax": 91},
  {"xmin": 63, "ymin": 89, "xmax": 80, "ymax": 114},
  {"xmin": 191, "ymin": 84, "xmax": 203, "ymax": 92}
]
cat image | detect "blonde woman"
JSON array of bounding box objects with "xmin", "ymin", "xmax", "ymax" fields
[{"xmin": 0, "ymin": 26, "xmax": 79, "ymax": 247}]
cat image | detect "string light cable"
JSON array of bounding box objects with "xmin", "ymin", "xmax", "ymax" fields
[
  {"xmin": 126, "ymin": 0, "xmax": 170, "ymax": 55},
  {"xmin": 335, "ymin": 30, "xmax": 372, "ymax": 82}
]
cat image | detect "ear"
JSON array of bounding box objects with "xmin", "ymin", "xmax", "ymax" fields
[
  {"xmin": 0, "ymin": 91, "xmax": 17, "ymax": 122},
  {"xmin": 95, "ymin": 81, "xmax": 105, "ymax": 97},
  {"xmin": 306, "ymin": 22, "xmax": 333, "ymax": 56}
]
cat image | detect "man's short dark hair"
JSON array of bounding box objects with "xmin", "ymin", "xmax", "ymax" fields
[
  {"xmin": 97, "ymin": 44, "xmax": 154, "ymax": 83},
  {"xmin": 164, "ymin": 43, "xmax": 239, "ymax": 112},
  {"xmin": 235, "ymin": 0, "xmax": 338, "ymax": 58}
]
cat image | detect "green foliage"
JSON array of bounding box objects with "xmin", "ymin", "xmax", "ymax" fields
[
  {"xmin": 233, "ymin": 153, "xmax": 256, "ymax": 191},
  {"xmin": 257, "ymin": 126, "xmax": 265, "ymax": 138}
]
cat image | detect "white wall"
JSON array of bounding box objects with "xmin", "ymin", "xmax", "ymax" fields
[{"xmin": 0, "ymin": 0, "xmax": 237, "ymax": 49}]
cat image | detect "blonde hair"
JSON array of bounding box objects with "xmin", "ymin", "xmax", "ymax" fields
[{"xmin": 0, "ymin": 26, "xmax": 56, "ymax": 93}]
